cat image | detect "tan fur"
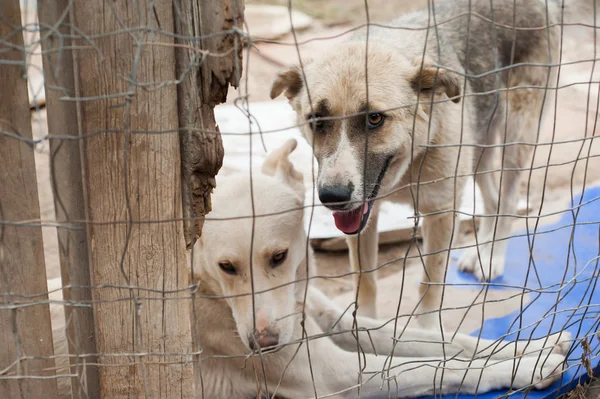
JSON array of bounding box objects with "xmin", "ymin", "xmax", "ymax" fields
[
  {"xmin": 411, "ymin": 58, "xmax": 462, "ymax": 104},
  {"xmin": 268, "ymin": 0, "xmax": 596, "ymax": 330},
  {"xmin": 271, "ymin": 40, "xmax": 479, "ymax": 325},
  {"xmin": 270, "ymin": 66, "xmax": 306, "ymax": 101}
]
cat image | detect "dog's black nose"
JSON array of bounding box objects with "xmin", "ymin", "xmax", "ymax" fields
[{"xmin": 318, "ymin": 185, "xmax": 353, "ymax": 206}]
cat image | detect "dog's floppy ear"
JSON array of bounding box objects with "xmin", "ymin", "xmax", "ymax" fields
[
  {"xmin": 270, "ymin": 64, "xmax": 306, "ymax": 101},
  {"xmin": 410, "ymin": 58, "xmax": 461, "ymax": 104},
  {"xmin": 262, "ymin": 138, "xmax": 305, "ymax": 204}
]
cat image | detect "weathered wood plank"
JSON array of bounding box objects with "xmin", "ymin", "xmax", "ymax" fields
[
  {"xmin": 0, "ymin": 0, "xmax": 58, "ymax": 396},
  {"xmin": 37, "ymin": 1, "xmax": 101, "ymax": 397},
  {"xmin": 70, "ymin": 1, "xmax": 194, "ymax": 396}
]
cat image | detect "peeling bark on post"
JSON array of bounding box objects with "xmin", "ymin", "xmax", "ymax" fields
[{"xmin": 174, "ymin": 0, "xmax": 244, "ymax": 249}]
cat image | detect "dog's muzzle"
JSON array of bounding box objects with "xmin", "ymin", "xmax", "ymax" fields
[{"xmin": 322, "ymin": 156, "xmax": 393, "ymax": 235}]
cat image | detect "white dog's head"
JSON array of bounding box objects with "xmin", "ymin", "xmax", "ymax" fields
[{"xmin": 198, "ymin": 139, "xmax": 307, "ymax": 353}]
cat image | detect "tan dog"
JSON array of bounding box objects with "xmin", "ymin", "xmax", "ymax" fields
[
  {"xmin": 50, "ymin": 140, "xmax": 570, "ymax": 398},
  {"xmin": 270, "ymin": 0, "xmax": 597, "ymax": 327}
]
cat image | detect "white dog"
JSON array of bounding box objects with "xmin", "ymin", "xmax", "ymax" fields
[
  {"xmin": 50, "ymin": 140, "xmax": 570, "ymax": 398},
  {"xmin": 188, "ymin": 139, "xmax": 569, "ymax": 398}
]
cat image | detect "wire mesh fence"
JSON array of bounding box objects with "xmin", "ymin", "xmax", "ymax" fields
[{"xmin": 1, "ymin": 0, "xmax": 599, "ymax": 398}]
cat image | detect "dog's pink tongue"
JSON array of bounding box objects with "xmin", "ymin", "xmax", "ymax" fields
[{"xmin": 332, "ymin": 204, "xmax": 368, "ymax": 234}]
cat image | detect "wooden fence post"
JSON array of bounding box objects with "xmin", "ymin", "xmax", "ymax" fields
[
  {"xmin": 66, "ymin": 0, "xmax": 194, "ymax": 396},
  {"xmin": 0, "ymin": 0, "xmax": 58, "ymax": 397},
  {"xmin": 37, "ymin": 1, "xmax": 101, "ymax": 397}
]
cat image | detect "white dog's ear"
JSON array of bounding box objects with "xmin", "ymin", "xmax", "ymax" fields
[
  {"xmin": 262, "ymin": 138, "xmax": 305, "ymax": 204},
  {"xmin": 410, "ymin": 57, "xmax": 461, "ymax": 104},
  {"xmin": 270, "ymin": 61, "xmax": 311, "ymax": 101}
]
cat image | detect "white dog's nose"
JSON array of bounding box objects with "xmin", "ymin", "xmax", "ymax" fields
[
  {"xmin": 248, "ymin": 309, "xmax": 280, "ymax": 350},
  {"xmin": 249, "ymin": 327, "xmax": 280, "ymax": 350},
  {"xmin": 254, "ymin": 309, "xmax": 271, "ymax": 332}
]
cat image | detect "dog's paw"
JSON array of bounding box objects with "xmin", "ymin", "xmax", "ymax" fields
[
  {"xmin": 457, "ymin": 244, "xmax": 505, "ymax": 282},
  {"xmin": 477, "ymin": 353, "xmax": 566, "ymax": 392},
  {"xmin": 554, "ymin": 331, "xmax": 573, "ymax": 355},
  {"xmin": 514, "ymin": 353, "xmax": 567, "ymax": 390},
  {"xmin": 464, "ymin": 352, "xmax": 566, "ymax": 393},
  {"xmin": 530, "ymin": 331, "xmax": 572, "ymax": 356},
  {"xmin": 510, "ymin": 331, "xmax": 573, "ymax": 359}
]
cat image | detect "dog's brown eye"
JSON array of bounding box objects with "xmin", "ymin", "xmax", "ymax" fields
[
  {"xmin": 308, "ymin": 113, "xmax": 324, "ymax": 131},
  {"xmin": 270, "ymin": 250, "xmax": 288, "ymax": 267},
  {"xmin": 367, "ymin": 113, "xmax": 385, "ymax": 128},
  {"xmin": 218, "ymin": 261, "xmax": 237, "ymax": 275}
]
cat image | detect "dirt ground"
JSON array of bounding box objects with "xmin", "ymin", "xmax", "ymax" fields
[{"xmin": 21, "ymin": 0, "xmax": 600, "ymax": 397}]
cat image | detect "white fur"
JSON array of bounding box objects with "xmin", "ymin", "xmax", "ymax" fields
[{"xmin": 50, "ymin": 139, "xmax": 570, "ymax": 398}]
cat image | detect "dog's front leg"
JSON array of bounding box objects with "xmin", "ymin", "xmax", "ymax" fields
[
  {"xmin": 307, "ymin": 284, "xmax": 470, "ymax": 359},
  {"xmin": 271, "ymin": 312, "xmax": 567, "ymax": 398},
  {"xmin": 309, "ymin": 285, "xmax": 572, "ymax": 362},
  {"xmin": 416, "ymin": 211, "xmax": 455, "ymax": 330},
  {"xmin": 287, "ymin": 340, "xmax": 565, "ymax": 398},
  {"xmin": 346, "ymin": 208, "xmax": 379, "ymax": 319},
  {"xmin": 263, "ymin": 315, "xmax": 401, "ymax": 398}
]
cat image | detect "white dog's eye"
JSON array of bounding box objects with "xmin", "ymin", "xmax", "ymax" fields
[
  {"xmin": 367, "ymin": 112, "xmax": 385, "ymax": 129},
  {"xmin": 218, "ymin": 261, "xmax": 237, "ymax": 275},
  {"xmin": 270, "ymin": 249, "xmax": 288, "ymax": 268}
]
